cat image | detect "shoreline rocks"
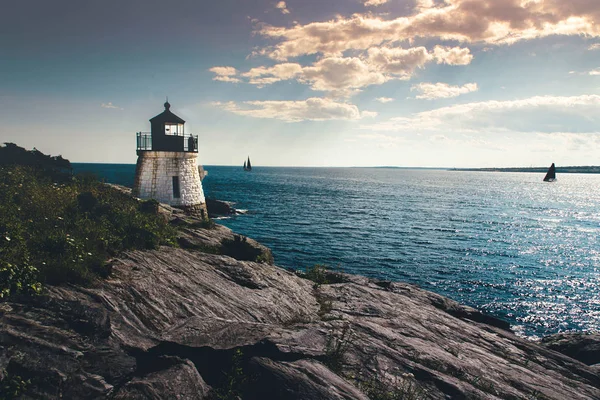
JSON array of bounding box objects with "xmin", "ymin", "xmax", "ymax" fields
[
  {"xmin": 541, "ymin": 333, "xmax": 600, "ymax": 366},
  {"xmin": 206, "ymin": 198, "xmax": 237, "ymax": 218},
  {"xmin": 1, "ymin": 213, "xmax": 599, "ymax": 399}
]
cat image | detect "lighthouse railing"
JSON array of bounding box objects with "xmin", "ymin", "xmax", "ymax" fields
[
  {"xmin": 184, "ymin": 135, "xmax": 199, "ymax": 153},
  {"xmin": 136, "ymin": 132, "xmax": 152, "ymax": 151}
]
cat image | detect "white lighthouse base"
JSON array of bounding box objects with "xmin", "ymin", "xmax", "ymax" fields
[{"xmin": 133, "ymin": 151, "xmax": 207, "ymax": 218}]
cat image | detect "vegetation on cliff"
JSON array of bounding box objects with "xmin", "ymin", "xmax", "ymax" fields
[{"xmin": 0, "ymin": 143, "xmax": 177, "ymax": 298}]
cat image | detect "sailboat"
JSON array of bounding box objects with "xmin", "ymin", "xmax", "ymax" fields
[
  {"xmin": 244, "ymin": 157, "xmax": 252, "ymax": 172},
  {"xmin": 543, "ymin": 163, "xmax": 556, "ymax": 182}
]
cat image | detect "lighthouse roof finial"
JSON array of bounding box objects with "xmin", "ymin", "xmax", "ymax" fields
[{"xmin": 150, "ymin": 97, "xmax": 185, "ymax": 123}]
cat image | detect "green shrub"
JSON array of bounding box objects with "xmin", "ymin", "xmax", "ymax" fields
[
  {"xmin": 306, "ymin": 264, "xmax": 329, "ymax": 286},
  {"xmin": 189, "ymin": 217, "xmax": 216, "ymax": 230},
  {"xmin": 0, "ymin": 371, "xmax": 30, "ymax": 400},
  {"xmin": 323, "ymin": 324, "xmax": 355, "ymax": 373},
  {"xmin": 0, "ymin": 155, "xmax": 177, "ymax": 295},
  {"xmin": 304, "ymin": 264, "xmax": 346, "ymax": 287},
  {"xmin": 0, "ymin": 261, "xmax": 41, "ymax": 299},
  {"xmin": 215, "ymin": 349, "xmax": 248, "ymax": 400}
]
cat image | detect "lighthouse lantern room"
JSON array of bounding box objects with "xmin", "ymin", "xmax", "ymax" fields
[{"xmin": 133, "ymin": 101, "xmax": 207, "ymax": 218}]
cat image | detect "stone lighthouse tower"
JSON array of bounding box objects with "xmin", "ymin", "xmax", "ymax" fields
[{"xmin": 133, "ymin": 101, "xmax": 207, "ymax": 218}]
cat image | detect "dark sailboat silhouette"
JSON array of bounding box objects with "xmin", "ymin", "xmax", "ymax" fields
[
  {"xmin": 543, "ymin": 163, "xmax": 556, "ymax": 182},
  {"xmin": 244, "ymin": 157, "xmax": 252, "ymax": 171}
]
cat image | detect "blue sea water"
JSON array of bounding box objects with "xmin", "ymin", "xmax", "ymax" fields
[{"xmin": 73, "ymin": 164, "xmax": 600, "ymax": 338}]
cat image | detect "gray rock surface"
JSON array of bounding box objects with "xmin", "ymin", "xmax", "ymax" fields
[
  {"xmin": 205, "ymin": 198, "xmax": 236, "ymax": 218},
  {"xmin": 1, "ymin": 219, "xmax": 599, "ymax": 399},
  {"xmin": 541, "ymin": 333, "xmax": 600, "ymax": 366},
  {"xmin": 113, "ymin": 358, "xmax": 211, "ymax": 399}
]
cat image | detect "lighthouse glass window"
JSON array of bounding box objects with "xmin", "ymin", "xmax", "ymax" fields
[{"xmin": 165, "ymin": 123, "xmax": 184, "ymax": 136}]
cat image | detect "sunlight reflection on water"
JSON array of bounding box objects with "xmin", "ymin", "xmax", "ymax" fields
[{"xmin": 204, "ymin": 168, "xmax": 600, "ymax": 338}]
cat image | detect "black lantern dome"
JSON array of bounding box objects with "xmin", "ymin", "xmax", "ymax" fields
[{"xmin": 136, "ymin": 101, "xmax": 198, "ymax": 153}]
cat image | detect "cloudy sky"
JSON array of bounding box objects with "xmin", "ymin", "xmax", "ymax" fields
[{"xmin": 2, "ymin": 0, "xmax": 600, "ymax": 167}]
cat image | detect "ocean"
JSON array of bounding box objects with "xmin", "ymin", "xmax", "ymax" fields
[{"xmin": 73, "ymin": 163, "xmax": 600, "ymax": 338}]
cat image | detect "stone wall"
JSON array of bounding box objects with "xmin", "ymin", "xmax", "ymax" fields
[{"xmin": 133, "ymin": 151, "xmax": 207, "ymax": 216}]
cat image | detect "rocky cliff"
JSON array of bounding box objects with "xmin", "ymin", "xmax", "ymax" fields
[{"xmin": 1, "ymin": 208, "xmax": 599, "ymax": 399}]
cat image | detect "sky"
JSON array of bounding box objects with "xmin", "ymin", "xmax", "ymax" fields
[{"xmin": 1, "ymin": 0, "xmax": 600, "ymax": 167}]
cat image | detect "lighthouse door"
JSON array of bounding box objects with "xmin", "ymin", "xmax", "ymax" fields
[{"xmin": 172, "ymin": 176, "xmax": 181, "ymax": 198}]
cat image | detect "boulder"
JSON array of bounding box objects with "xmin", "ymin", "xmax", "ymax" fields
[
  {"xmin": 206, "ymin": 198, "xmax": 236, "ymax": 217},
  {"xmin": 542, "ymin": 333, "xmax": 600, "ymax": 366},
  {"xmin": 113, "ymin": 358, "xmax": 211, "ymax": 399}
]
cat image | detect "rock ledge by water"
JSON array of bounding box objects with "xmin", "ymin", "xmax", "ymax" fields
[{"xmin": 1, "ymin": 212, "xmax": 599, "ymax": 399}]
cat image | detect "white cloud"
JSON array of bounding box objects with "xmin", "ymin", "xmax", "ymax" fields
[
  {"xmin": 275, "ymin": 1, "xmax": 290, "ymax": 14},
  {"xmin": 366, "ymin": 46, "xmax": 432, "ymax": 78},
  {"xmin": 101, "ymin": 102, "xmax": 122, "ymax": 110},
  {"xmin": 209, "ymin": 66, "xmax": 241, "ymax": 82},
  {"xmin": 241, "ymin": 63, "xmax": 303, "ymax": 86},
  {"xmin": 301, "ymin": 57, "xmax": 387, "ymax": 95},
  {"xmin": 213, "ymin": 45, "xmax": 473, "ymax": 95},
  {"xmin": 361, "ymin": 95, "xmax": 600, "ymax": 134},
  {"xmin": 589, "ymin": 43, "xmax": 600, "ymax": 51},
  {"xmin": 414, "ymin": 0, "xmax": 435, "ymax": 10},
  {"xmin": 236, "ymin": 58, "xmax": 386, "ymax": 95},
  {"xmin": 589, "ymin": 68, "xmax": 600, "ymax": 76},
  {"xmin": 212, "ymin": 98, "xmax": 377, "ymax": 122},
  {"xmin": 432, "ymin": 46, "xmax": 473, "ymax": 66},
  {"xmin": 362, "ymin": 0, "xmax": 389, "ymax": 7},
  {"xmin": 256, "ymin": 1, "xmax": 600, "ymax": 60},
  {"xmin": 376, "ymin": 97, "xmax": 394, "ymax": 103},
  {"xmin": 411, "ymin": 82, "xmax": 478, "ymax": 100},
  {"xmin": 366, "ymin": 45, "xmax": 473, "ymax": 77}
]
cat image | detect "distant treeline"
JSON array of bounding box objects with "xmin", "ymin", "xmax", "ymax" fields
[
  {"xmin": 452, "ymin": 166, "xmax": 600, "ymax": 174},
  {"xmin": 0, "ymin": 142, "xmax": 71, "ymax": 170}
]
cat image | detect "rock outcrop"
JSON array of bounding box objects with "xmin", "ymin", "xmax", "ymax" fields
[
  {"xmin": 541, "ymin": 333, "xmax": 600, "ymax": 366},
  {"xmin": 205, "ymin": 198, "xmax": 236, "ymax": 218},
  {"xmin": 1, "ymin": 218, "xmax": 600, "ymax": 399}
]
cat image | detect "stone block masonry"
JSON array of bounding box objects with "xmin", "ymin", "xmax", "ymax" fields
[{"xmin": 133, "ymin": 151, "xmax": 207, "ymax": 217}]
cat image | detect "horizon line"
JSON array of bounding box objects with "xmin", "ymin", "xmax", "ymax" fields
[{"xmin": 71, "ymin": 162, "xmax": 600, "ymax": 170}]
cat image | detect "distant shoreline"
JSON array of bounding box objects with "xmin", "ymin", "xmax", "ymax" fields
[
  {"xmin": 72, "ymin": 163, "xmax": 600, "ymax": 174},
  {"xmin": 451, "ymin": 166, "xmax": 600, "ymax": 174}
]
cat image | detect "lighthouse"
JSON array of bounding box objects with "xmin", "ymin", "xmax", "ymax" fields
[{"xmin": 133, "ymin": 101, "xmax": 207, "ymax": 218}]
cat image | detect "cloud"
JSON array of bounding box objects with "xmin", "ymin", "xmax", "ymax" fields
[
  {"xmin": 432, "ymin": 46, "xmax": 473, "ymax": 65},
  {"xmin": 301, "ymin": 57, "xmax": 387, "ymax": 95},
  {"xmin": 362, "ymin": 0, "xmax": 389, "ymax": 7},
  {"xmin": 275, "ymin": 1, "xmax": 290, "ymax": 14},
  {"xmin": 589, "ymin": 43, "xmax": 600, "ymax": 50},
  {"xmin": 235, "ymin": 58, "xmax": 388, "ymax": 95},
  {"xmin": 361, "ymin": 95, "xmax": 600, "ymax": 134},
  {"xmin": 411, "ymin": 82, "xmax": 478, "ymax": 100},
  {"xmin": 209, "ymin": 66, "xmax": 241, "ymax": 83},
  {"xmin": 366, "ymin": 46, "xmax": 432, "ymax": 78},
  {"xmin": 414, "ymin": 0, "xmax": 435, "ymax": 10},
  {"xmin": 211, "ymin": 45, "xmax": 472, "ymax": 95},
  {"xmin": 101, "ymin": 102, "xmax": 122, "ymax": 110},
  {"xmin": 212, "ymin": 98, "xmax": 377, "ymax": 122},
  {"xmin": 241, "ymin": 63, "xmax": 303, "ymax": 86},
  {"xmin": 376, "ymin": 97, "xmax": 394, "ymax": 103},
  {"xmin": 256, "ymin": 0, "xmax": 600, "ymax": 60},
  {"xmin": 589, "ymin": 68, "xmax": 600, "ymax": 75}
]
